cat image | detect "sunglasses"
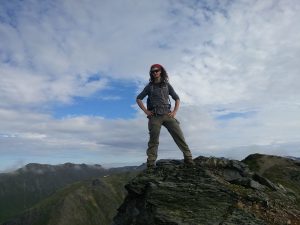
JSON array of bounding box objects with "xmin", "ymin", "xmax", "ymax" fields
[{"xmin": 151, "ymin": 69, "xmax": 161, "ymax": 73}]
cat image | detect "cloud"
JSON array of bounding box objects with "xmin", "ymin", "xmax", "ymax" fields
[
  {"xmin": 169, "ymin": 0, "xmax": 300, "ymax": 107},
  {"xmin": 99, "ymin": 96, "xmax": 122, "ymax": 101},
  {"xmin": 0, "ymin": 107, "xmax": 147, "ymax": 157},
  {"xmin": 1, "ymin": 0, "xmax": 299, "ymax": 81},
  {"xmin": 0, "ymin": 0, "xmax": 300, "ymax": 170}
]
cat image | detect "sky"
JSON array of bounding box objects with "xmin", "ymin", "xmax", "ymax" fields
[{"xmin": 1, "ymin": 0, "xmax": 300, "ymax": 171}]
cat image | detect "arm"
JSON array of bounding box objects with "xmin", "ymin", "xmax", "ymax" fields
[
  {"xmin": 136, "ymin": 99, "xmax": 153, "ymax": 117},
  {"xmin": 168, "ymin": 99, "xmax": 180, "ymax": 118},
  {"xmin": 136, "ymin": 84, "xmax": 153, "ymax": 117},
  {"xmin": 168, "ymin": 83, "xmax": 180, "ymax": 118}
]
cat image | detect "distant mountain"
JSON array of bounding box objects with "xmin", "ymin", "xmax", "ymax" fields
[
  {"xmin": 2, "ymin": 172, "xmax": 138, "ymax": 225},
  {"xmin": 0, "ymin": 162, "xmax": 141, "ymax": 223},
  {"xmin": 286, "ymin": 156, "xmax": 300, "ymax": 161},
  {"xmin": 113, "ymin": 155, "xmax": 300, "ymax": 225}
]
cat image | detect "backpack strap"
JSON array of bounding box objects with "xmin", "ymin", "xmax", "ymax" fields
[
  {"xmin": 146, "ymin": 82, "xmax": 154, "ymax": 111},
  {"xmin": 165, "ymin": 82, "xmax": 172, "ymax": 108},
  {"xmin": 150, "ymin": 82, "xmax": 154, "ymax": 102},
  {"xmin": 147, "ymin": 82, "xmax": 172, "ymax": 112}
]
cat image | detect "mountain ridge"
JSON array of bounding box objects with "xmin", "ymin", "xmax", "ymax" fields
[
  {"xmin": 0, "ymin": 162, "xmax": 142, "ymax": 223},
  {"xmin": 2, "ymin": 172, "xmax": 139, "ymax": 225},
  {"xmin": 2, "ymin": 154, "xmax": 300, "ymax": 225}
]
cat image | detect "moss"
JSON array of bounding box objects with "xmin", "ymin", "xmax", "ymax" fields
[
  {"xmin": 225, "ymin": 183, "xmax": 253, "ymax": 196},
  {"xmin": 263, "ymin": 165, "xmax": 300, "ymax": 202},
  {"xmin": 242, "ymin": 157, "xmax": 261, "ymax": 172}
]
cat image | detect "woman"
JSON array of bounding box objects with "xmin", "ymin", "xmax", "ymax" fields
[{"xmin": 136, "ymin": 64, "xmax": 194, "ymax": 168}]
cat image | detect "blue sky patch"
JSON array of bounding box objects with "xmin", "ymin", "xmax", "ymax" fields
[
  {"xmin": 215, "ymin": 110, "xmax": 257, "ymax": 121},
  {"xmin": 53, "ymin": 80, "xmax": 138, "ymax": 119}
]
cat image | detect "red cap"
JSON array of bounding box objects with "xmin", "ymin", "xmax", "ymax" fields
[{"xmin": 150, "ymin": 64, "xmax": 162, "ymax": 70}]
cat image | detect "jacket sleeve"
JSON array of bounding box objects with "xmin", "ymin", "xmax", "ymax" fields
[
  {"xmin": 136, "ymin": 84, "xmax": 150, "ymax": 100},
  {"xmin": 168, "ymin": 83, "xmax": 180, "ymax": 101}
]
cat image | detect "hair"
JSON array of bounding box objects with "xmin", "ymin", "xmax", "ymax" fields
[{"xmin": 149, "ymin": 64, "xmax": 169, "ymax": 84}]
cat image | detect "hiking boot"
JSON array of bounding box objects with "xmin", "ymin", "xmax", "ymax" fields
[
  {"xmin": 184, "ymin": 157, "xmax": 195, "ymax": 166},
  {"xmin": 147, "ymin": 164, "xmax": 156, "ymax": 169},
  {"xmin": 147, "ymin": 160, "xmax": 156, "ymax": 169},
  {"xmin": 145, "ymin": 161, "xmax": 156, "ymax": 173}
]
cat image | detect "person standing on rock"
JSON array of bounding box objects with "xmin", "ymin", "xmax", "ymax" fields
[{"xmin": 136, "ymin": 64, "xmax": 194, "ymax": 168}]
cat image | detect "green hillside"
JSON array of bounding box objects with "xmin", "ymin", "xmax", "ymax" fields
[
  {"xmin": 242, "ymin": 153, "xmax": 300, "ymax": 205},
  {"xmin": 2, "ymin": 171, "xmax": 138, "ymax": 225},
  {"xmin": 0, "ymin": 163, "xmax": 141, "ymax": 223}
]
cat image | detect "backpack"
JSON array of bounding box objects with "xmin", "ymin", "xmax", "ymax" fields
[{"xmin": 146, "ymin": 82, "xmax": 171, "ymax": 111}]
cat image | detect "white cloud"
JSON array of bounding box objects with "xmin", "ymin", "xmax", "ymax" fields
[
  {"xmin": 0, "ymin": 0, "xmax": 300, "ymax": 170},
  {"xmin": 170, "ymin": 0, "xmax": 300, "ymax": 107}
]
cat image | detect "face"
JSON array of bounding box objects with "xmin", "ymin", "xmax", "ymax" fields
[{"xmin": 151, "ymin": 67, "xmax": 161, "ymax": 78}]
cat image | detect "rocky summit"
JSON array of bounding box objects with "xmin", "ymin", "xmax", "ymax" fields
[{"xmin": 113, "ymin": 155, "xmax": 300, "ymax": 225}]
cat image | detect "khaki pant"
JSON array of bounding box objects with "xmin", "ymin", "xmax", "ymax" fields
[{"xmin": 147, "ymin": 115, "xmax": 193, "ymax": 165}]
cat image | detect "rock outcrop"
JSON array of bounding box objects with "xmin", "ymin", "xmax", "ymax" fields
[{"xmin": 113, "ymin": 156, "xmax": 300, "ymax": 225}]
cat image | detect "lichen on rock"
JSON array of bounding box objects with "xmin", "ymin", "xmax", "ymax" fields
[{"xmin": 113, "ymin": 156, "xmax": 300, "ymax": 225}]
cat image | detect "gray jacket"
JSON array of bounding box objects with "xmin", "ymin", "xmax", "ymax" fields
[{"xmin": 136, "ymin": 82, "xmax": 179, "ymax": 115}]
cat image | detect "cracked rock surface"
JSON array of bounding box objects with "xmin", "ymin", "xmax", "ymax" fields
[{"xmin": 113, "ymin": 156, "xmax": 300, "ymax": 225}]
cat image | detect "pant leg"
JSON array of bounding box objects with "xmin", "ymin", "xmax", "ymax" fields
[
  {"xmin": 162, "ymin": 116, "xmax": 193, "ymax": 159},
  {"xmin": 147, "ymin": 116, "xmax": 163, "ymax": 164}
]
